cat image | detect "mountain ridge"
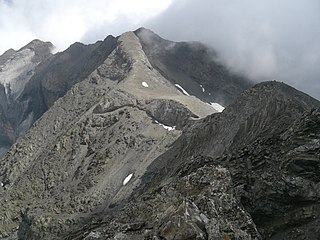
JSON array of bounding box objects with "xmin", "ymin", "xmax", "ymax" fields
[
  {"xmin": 0, "ymin": 28, "xmax": 246, "ymax": 159},
  {"xmin": 0, "ymin": 28, "xmax": 319, "ymax": 239}
]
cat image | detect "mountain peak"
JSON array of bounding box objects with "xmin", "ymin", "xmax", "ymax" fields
[
  {"xmin": 242, "ymin": 80, "xmax": 319, "ymax": 106},
  {"xmin": 0, "ymin": 39, "xmax": 54, "ymax": 102},
  {"xmin": 19, "ymin": 39, "xmax": 54, "ymax": 62},
  {"xmin": 0, "ymin": 48, "xmax": 16, "ymax": 65},
  {"xmin": 20, "ymin": 39, "xmax": 54, "ymax": 51},
  {"xmin": 135, "ymin": 27, "xmax": 154, "ymax": 34},
  {"xmin": 134, "ymin": 27, "xmax": 172, "ymax": 46}
]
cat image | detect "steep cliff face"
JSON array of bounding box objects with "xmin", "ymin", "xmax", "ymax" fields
[{"xmin": 0, "ymin": 83, "xmax": 15, "ymax": 154}]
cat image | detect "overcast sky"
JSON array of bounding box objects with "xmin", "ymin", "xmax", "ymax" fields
[{"xmin": 0, "ymin": 0, "xmax": 319, "ymax": 99}]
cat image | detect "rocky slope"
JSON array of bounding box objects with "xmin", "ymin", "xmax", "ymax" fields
[
  {"xmin": 219, "ymin": 108, "xmax": 320, "ymax": 240},
  {"xmin": 0, "ymin": 30, "xmax": 243, "ymax": 239},
  {"xmin": 45, "ymin": 82, "xmax": 320, "ymax": 240},
  {"xmin": 0, "ymin": 28, "xmax": 319, "ymax": 240},
  {"xmin": 68, "ymin": 81, "xmax": 318, "ymax": 240},
  {"xmin": 0, "ymin": 35, "xmax": 118, "ymax": 158},
  {"xmin": 135, "ymin": 81, "xmax": 320, "ymax": 239},
  {"xmin": 0, "ymin": 28, "xmax": 247, "ymax": 160},
  {"xmin": 19, "ymin": 35, "xmax": 117, "ymax": 121}
]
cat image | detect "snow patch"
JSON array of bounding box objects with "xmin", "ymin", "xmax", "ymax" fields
[
  {"xmin": 161, "ymin": 125, "xmax": 175, "ymax": 131},
  {"xmin": 123, "ymin": 173, "xmax": 133, "ymax": 186},
  {"xmin": 185, "ymin": 209, "xmax": 190, "ymax": 217},
  {"xmin": 142, "ymin": 81, "xmax": 149, "ymax": 87},
  {"xmin": 200, "ymin": 213, "xmax": 209, "ymax": 224},
  {"xmin": 175, "ymin": 84, "xmax": 190, "ymax": 96},
  {"xmin": 209, "ymin": 102, "xmax": 225, "ymax": 112},
  {"xmin": 200, "ymin": 84, "xmax": 205, "ymax": 92},
  {"xmin": 155, "ymin": 120, "xmax": 176, "ymax": 131}
]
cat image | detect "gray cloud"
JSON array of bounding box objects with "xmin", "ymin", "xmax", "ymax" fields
[
  {"xmin": 0, "ymin": 0, "xmax": 171, "ymax": 53},
  {"xmin": 146, "ymin": 0, "xmax": 320, "ymax": 100}
]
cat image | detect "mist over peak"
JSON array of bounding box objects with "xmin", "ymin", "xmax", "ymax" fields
[{"xmin": 146, "ymin": 0, "xmax": 320, "ymax": 100}]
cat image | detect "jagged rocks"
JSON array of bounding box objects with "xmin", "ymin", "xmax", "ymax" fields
[
  {"xmin": 67, "ymin": 163, "xmax": 261, "ymax": 240},
  {"xmin": 206, "ymin": 108, "xmax": 320, "ymax": 239}
]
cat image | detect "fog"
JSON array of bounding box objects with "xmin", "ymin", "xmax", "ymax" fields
[
  {"xmin": 0, "ymin": 0, "xmax": 171, "ymax": 53},
  {"xmin": 146, "ymin": 0, "xmax": 320, "ymax": 99}
]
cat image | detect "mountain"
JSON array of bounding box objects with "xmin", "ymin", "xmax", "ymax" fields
[
  {"xmin": 0, "ymin": 29, "xmax": 245, "ymax": 159},
  {"xmin": 0, "ymin": 36, "xmax": 119, "ymax": 158},
  {"xmin": 0, "ymin": 28, "xmax": 319, "ymax": 240},
  {"xmin": 0, "ymin": 39, "xmax": 53, "ymax": 99},
  {"xmin": 0, "ymin": 40, "xmax": 53, "ymax": 156}
]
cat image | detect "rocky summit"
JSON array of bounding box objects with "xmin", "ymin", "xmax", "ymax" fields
[{"xmin": 0, "ymin": 28, "xmax": 319, "ymax": 240}]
